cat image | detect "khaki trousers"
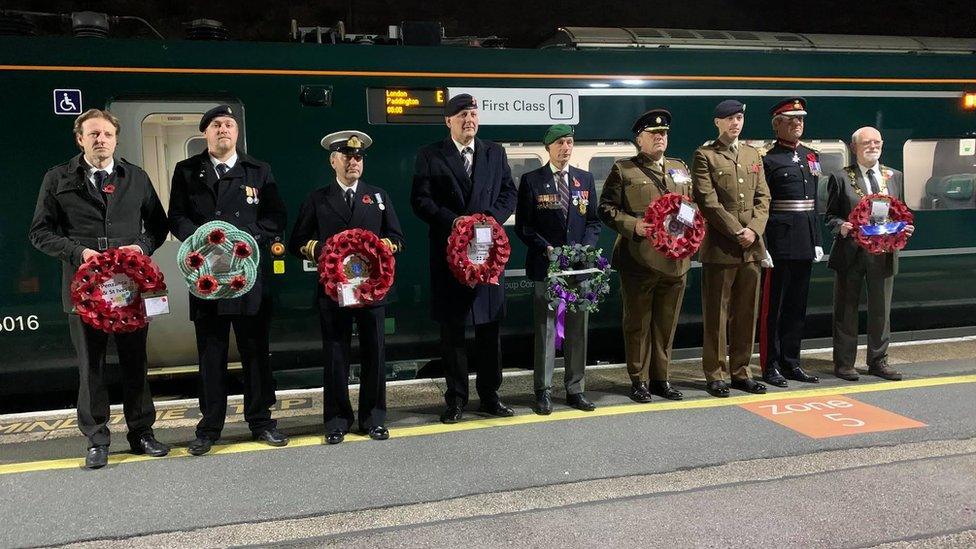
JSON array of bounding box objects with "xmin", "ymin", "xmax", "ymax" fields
[
  {"xmin": 701, "ymin": 262, "xmax": 761, "ymax": 383},
  {"xmin": 619, "ymin": 270, "xmax": 687, "ymax": 383}
]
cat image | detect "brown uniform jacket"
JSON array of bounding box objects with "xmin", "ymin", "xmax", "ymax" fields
[
  {"xmin": 598, "ymin": 152, "xmax": 692, "ymax": 277},
  {"xmin": 691, "ymin": 140, "xmax": 770, "ymax": 264}
]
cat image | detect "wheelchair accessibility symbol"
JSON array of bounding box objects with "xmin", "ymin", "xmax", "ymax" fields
[{"xmin": 53, "ymin": 89, "xmax": 83, "ymax": 115}]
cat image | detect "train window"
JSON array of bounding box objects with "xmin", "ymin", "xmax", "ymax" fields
[
  {"xmin": 904, "ymin": 139, "xmax": 976, "ymax": 210},
  {"xmin": 507, "ymin": 154, "xmax": 545, "ymax": 186},
  {"xmin": 185, "ymin": 136, "xmax": 208, "ymax": 158}
]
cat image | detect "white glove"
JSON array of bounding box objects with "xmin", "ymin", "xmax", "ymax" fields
[
  {"xmin": 814, "ymin": 246, "xmax": 824, "ymax": 263},
  {"xmin": 761, "ymin": 250, "xmax": 774, "ymax": 269}
]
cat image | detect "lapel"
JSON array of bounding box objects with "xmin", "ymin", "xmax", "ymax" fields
[
  {"xmin": 850, "ymin": 165, "xmax": 871, "ymax": 196},
  {"xmin": 191, "ymin": 152, "xmax": 219, "ymax": 201},
  {"xmin": 714, "ymin": 141, "xmax": 737, "ymax": 163},
  {"xmin": 440, "ymin": 139, "xmax": 471, "ymax": 204},
  {"xmin": 470, "ymin": 137, "xmax": 490, "ymax": 202},
  {"xmin": 103, "ymin": 163, "xmax": 125, "ymax": 215},
  {"xmin": 323, "ymin": 181, "xmax": 353, "ymax": 224},
  {"xmin": 563, "ymin": 166, "xmax": 579, "ymax": 229},
  {"xmin": 350, "ymin": 183, "xmax": 370, "ymax": 228}
]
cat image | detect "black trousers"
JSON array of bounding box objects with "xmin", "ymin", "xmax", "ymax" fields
[
  {"xmin": 193, "ymin": 308, "xmax": 277, "ymax": 440},
  {"xmin": 760, "ymin": 259, "xmax": 813, "ymax": 374},
  {"xmin": 319, "ymin": 303, "xmax": 386, "ymax": 432},
  {"xmin": 67, "ymin": 315, "xmax": 155, "ymax": 447},
  {"xmin": 441, "ymin": 321, "xmax": 502, "ymax": 408}
]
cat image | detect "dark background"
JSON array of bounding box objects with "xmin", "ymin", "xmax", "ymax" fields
[{"xmin": 4, "ymin": 0, "xmax": 976, "ymax": 46}]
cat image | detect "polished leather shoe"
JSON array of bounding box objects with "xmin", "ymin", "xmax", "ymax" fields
[
  {"xmin": 533, "ymin": 389, "xmax": 553, "ymax": 415},
  {"xmin": 629, "ymin": 380, "xmax": 653, "ymax": 403},
  {"xmin": 834, "ymin": 366, "xmax": 860, "ymax": 381},
  {"xmin": 649, "ymin": 380, "xmax": 683, "ymax": 400},
  {"xmin": 130, "ymin": 434, "xmax": 170, "ymax": 457},
  {"xmin": 440, "ymin": 406, "xmax": 463, "ymax": 424},
  {"xmin": 85, "ymin": 445, "xmax": 108, "ymax": 469},
  {"xmin": 706, "ymin": 380, "xmax": 730, "ymax": 398},
  {"xmin": 566, "ymin": 392, "xmax": 596, "ymax": 411},
  {"xmin": 731, "ymin": 378, "xmax": 767, "ymax": 394},
  {"xmin": 783, "ymin": 366, "xmax": 820, "ymax": 383},
  {"xmin": 367, "ymin": 426, "xmax": 390, "ymax": 441},
  {"xmin": 187, "ymin": 437, "xmax": 214, "ymax": 456},
  {"xmin": 762, "ymin": 368, "xmax": 789, "ymax": 388},
  {"xmin": 326, "ymin": 430, "xmax": 345, "ymax": 445},
  {"xmin": 868, "ymin": 359, "xmax": 903, "ymax": 381},
  {"xmin": 253, "ymin": 428, "xmax": 289, "ymax": 447},
  {"xmin": 479, "ymin": 401, "xmax": 515, "ymax": 417}
]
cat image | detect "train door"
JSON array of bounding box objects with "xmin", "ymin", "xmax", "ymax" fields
[{"xmin": 106, "ymin": 99, "xmax": 245, "ymax": 370}]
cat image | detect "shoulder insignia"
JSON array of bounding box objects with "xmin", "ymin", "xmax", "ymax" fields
[{"xmin": 800, "ymin": 141, "xmax": 820, "ymax": 154}]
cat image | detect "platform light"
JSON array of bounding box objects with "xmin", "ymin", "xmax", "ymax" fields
[{"xmin": 964, "ymin": 93, "xmax": 976, "ymax": 110}]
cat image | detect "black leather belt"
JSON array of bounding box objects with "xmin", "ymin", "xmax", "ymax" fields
[{"xmin": 73, "ymin": 236, "xmax": 137, "ymax": 251}]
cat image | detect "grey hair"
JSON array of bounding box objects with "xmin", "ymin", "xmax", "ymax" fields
[{"xmin": 851, "ymin": 126, "xmax": 878, "ymax": 145}]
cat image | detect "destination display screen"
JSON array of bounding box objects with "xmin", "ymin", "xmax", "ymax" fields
[{"xmin": 366, "ymin": 87, "xmax": 447, "ymax": 124}]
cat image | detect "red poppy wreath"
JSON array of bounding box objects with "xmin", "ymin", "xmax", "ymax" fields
[
  {"xmin": 446, "ymin": 213, "xmax": 511, "ymax": 287},
  {"xmin": 848, "ymin": 194, "xmax": 914, "ymax": 254},
  {"xmin": 643, "ymin": 193, "xmax": 706, "ymax": 260},
  {"xmin": 69, "ymin": 248, "xmax": 166, "ymax": 333},
  {"xmin": 317, "ymin": 228, "xmax": 395, "ymax": 306}
]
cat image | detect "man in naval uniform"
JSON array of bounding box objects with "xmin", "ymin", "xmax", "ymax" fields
[
  {"xmin": 515, "ymin": 124, "xmax": 601, "ymax": 415},
  {"xmin": 598, "ymin": 109, "xmax": 692, "ymax": 403},
  {"xmin": 692, "ymin": 99, "xmax": 771, "ymax": 398},
  {"xmin": 758, "ymin": 97, "xmax": 823, "ymax": 388},
  {"xmin": 825, "ymin": 126, "xmax": 914, "ymax": 381},
  {"xmin": 288, "ymin": 131, "xmax": 405, "ymax": 444}
]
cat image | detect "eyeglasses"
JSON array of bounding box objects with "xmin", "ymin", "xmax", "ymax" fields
[
  {"xmin": 342, "ymin": 154, "xmax": 364, "ymax": 162},
  {"xmin": 859, "ymin": 140, "xmax": 883, "ymax": 147}
]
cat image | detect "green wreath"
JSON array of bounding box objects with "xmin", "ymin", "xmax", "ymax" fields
[{"xmin": 177, "ymin": 221, "xmax": 260, "ymax": 299}]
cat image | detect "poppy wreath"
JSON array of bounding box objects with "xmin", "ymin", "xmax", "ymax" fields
[
  {"xmin": 546, "ymin": 244, "xmax": 612, "ymax": 349},
  {"xmin": 317, "ymin": 228, "xmax": 396, "ymax": 306},
  {"xmin": 177, "ymin": 220, "xmax": 260, "ymax": 299},
  {"xmin": 69, "ymin": 248, "xmax": 166, "ymax": 333},
  {"xmin": 643, "ymin": 193, "xmax": 707, "ymax": 260},
  {"xmin": 446, "ymin": 213, "xmax": 511, "ymax": 287},
  {"xmin": 848, "ymin": 194, "xmax": 914, "ymax": 254}
]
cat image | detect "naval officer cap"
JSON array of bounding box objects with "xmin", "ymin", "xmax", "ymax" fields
[
  {"xmin": 713, "ymin": 99, "xmax": 746, "ymax": 119},
  {"xmin": 320, "ymin": 130, "xmax": 373, "ymax": 155},
  {"xmin": 199, "ymin": 104, "xmax": 239, "ymax": 132},
  {"xmin": 770, "ymin": 97, "xmax": 808, "ymax": 117},
  {"xmin": 444, "ymin": 93, "xmax": 478, "ymax": 117},
  {"xmin": 542, "ymin": 124, "xmax": 574, "ymax": 146},
  {"xmin": 632, "ymin": 109, "xmax": 671, "ymax": 134}
]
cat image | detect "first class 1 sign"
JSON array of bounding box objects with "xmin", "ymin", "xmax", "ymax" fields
[{"xmin": 448, "ymin": 88, "xmax": 579, "ymax": 125}]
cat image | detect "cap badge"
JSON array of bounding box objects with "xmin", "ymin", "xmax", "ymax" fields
[
  {"xmin": 655, "ymin": 116, "xmax": 662, "ymax": 124},
  {"xmin": 793, "ymin": 101, "xmax": 801, "ymax": 109},
  {"xmin": 226, "ymin": 107, "xmax": 233, "ymax": 114},
  {"xmin": 347, "ymin": 136, "xmax": 362, "ymax": 148}
]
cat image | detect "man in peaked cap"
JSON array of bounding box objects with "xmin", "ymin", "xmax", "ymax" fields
[
  {"xmin": 411, "ymin": 93, "xmax": 517, "ymax": 424},
  {"xmin": 289, "ymin": 130, "xmax": 404, "ymax": 444},
  {"xmin": 515, "ymin": 124, "xmax": 601, "ymax": 415},
  {"xmin": 599, "ymin": 109, "xmax": 693, "ymax": 403},
  {"xmin": 758, "ymin": 97, "xmax": 823, "ymax": 388},
  {"xmin": 692, "ymin": 99, "xmax": 771, "ymax": 398}
]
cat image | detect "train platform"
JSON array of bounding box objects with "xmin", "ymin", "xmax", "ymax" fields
[{"xmin": 1, "ymin": 335, "xmax": 975, "ymax": 548}]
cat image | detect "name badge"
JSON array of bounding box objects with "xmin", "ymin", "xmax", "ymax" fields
[
  {"xmin": 142, "ymin": 292, "xmax": 170, "ymax": 317},
  {"xmin": 338, "ymin": 283, "xmax": 360, "ymax": 307}
]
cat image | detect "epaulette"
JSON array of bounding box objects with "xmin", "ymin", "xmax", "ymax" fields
[
  {"xmin": 799, "ymin": 141, "xmax": 820, "ymax": 154},
  {"xmin": 666, "ymin": 156, "xmax": 689, "ymax": 168}
]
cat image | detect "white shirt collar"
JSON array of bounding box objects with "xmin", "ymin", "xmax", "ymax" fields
[
  {"xmin": 84, "ymin": 157, "xmax": 115, "ymax": 186},
  {"xmin": 858, "ymin": 161, "xmax": 881, "ymax": 178},
  {"xmin": 210, "ymin": 152, "xmax": 239, "ymax": 172},
  {"xmin": 549, "ymin": 162, "xmax": 570, "ymax": 175},
  {"xmin": 336, "ymin": 178, "xmax": 359, "ymax": 194},
  {"xmin": 453, "ymin": 138, "xmax": 475, "ymax": 155}
]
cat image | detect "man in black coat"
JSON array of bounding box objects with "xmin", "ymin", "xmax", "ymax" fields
[
  {"xmin": 411, "ymin": 94, "xmax": 518, "ymax": 423},
  {"xmin": 28, "ymin": 108, "xmax": 169, "ymax": 468},
  {"xmin": 289, "ymin": 131, "xmax": 405, "ymax": 444},
  {"xmin": 168, "ymin": 105, "xmax": 288, "ymax": 455}
]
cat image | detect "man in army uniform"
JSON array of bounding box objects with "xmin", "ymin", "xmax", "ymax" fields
[
  {"xmin": 758, "ymin": 97, "xmax": 823, "ymax": 388},
  {"xmin": 692, "ymin": 100, "xmax": 771, "ymax": 397},
  {"xmin": 599, "ymin": 109, "xmax": 691, "ymax": 402}
]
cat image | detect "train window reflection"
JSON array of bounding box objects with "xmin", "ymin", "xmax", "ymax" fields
[{"xmin": 904, "ymin": 139, "xmax": 976, "ymax": 210}]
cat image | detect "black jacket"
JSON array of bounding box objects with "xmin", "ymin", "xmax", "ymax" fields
[
  {"xmin": 28, "ymin": 154, "xmax": 168, "ymax": 313},
  {"xmin": 168, "ymin": 150, "xmax": 287, "ymax": 318},
  {"xmin": 762, "ymin": 142, "xmax": 823, "ymax": 260}
]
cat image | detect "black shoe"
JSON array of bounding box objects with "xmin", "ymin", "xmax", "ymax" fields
[
  {"xmin": 85, "ymin": 445, "xmax": 109, "ymax": 469},
  {"xmin": 762, "ymin": 367, "xmax": 789, "ymax": 388},
  {"xmin": 783, "ymin": 366, "xmax": 820, "ymax": 383},
  {"xmin": 834, "ymin": 366, "xmax": 860, "ymax": 381},
  {"xmin": 440, "ymin": 406, "xmax": 463, "ymax": 424},
  {"xmin": 253, "ymin": 428, "xmax": 289, "ymax": 447},
  {"xmin": 706, "ymin": 380, "xmax": 730, "ymax": 398},
  {"xmin": 187, "ymin": 437, "xmax": 214, "ymax": 456},
  {"xmin": 649, "ymin": 380, "xmax": 683, "ymax": 401},
  {"xmin": 567, "ymin": 392, "xmax": 596, "ymax": 411},
  {"xmin": 731, "ymin": 378, "xmax": 767, "ymax": 394},
  {"xmin": 130, "ymin": 434, "xmax": 170, "ymax": 457},
  {"xmin": 367, "ymin": 426, "xmax": 390, "ymax": 441},
  {"xmin": 533, "ymin": 389, "xmax": 553, "ymax": 415},
  {"xmin": 629, "ymin": 380, "xmax": 653, "ymax": 403},
  {"xmin": 479, "ymin": 401, "xmax": 515, "ymax": 417},
  {"xmin": 326, "ymin": 430, "xmax": 345, "ymax": 445}
]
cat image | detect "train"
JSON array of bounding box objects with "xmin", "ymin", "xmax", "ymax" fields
[{"xmin": 1, "ymin": 25, "xmax": 974, "ymax": 412}]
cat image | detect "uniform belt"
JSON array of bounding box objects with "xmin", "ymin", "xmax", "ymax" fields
[
  {"xmin": 74, "ymin": 236, "xmax": 138, "ymax": 251},
  {"xmin": 770, "ymin": 199, "xmax": 815, "ymax": 212}
]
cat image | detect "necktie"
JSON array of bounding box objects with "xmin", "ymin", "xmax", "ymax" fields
[
  {"xmin": 93, "ymin": 170, "xmax": 108, "ymax": 192},
  {"xmin": 216, "ymin": 163, "xmax": 229, "ymax": 177},
  {"xmin": 345, "ymin": 188, "xmax": 355, "ymax": 211},
  {"xmin": 462, "ymin": 147, "xmax": 473, "ymax": 177},
  {"xmin": 866, "ymin": 168, "xmax": 880, "ymax": 195},
  {"xmin": 729, "ymin": 143, "xmax": 738, "ymax": 155},
  {"xmin": 556, "ymin": 170, "xmax": 570, "ymax": 216}
]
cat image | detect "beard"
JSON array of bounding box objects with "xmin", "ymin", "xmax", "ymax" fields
[{"xmin": 862, "ymin": 151, "xmax": 881, "ymax": 163}]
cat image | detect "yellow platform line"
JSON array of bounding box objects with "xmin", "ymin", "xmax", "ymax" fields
[{"xmin": 3, "ymin": 373, "xmax": 974, "ymax": 476}]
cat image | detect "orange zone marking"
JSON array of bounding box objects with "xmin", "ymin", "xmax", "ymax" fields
[
  {"xmin": 0, "ymin": 64, "xmax": 974, "ymax": 84},
  {"xmin": 740, "ymin": 395, "xmax": 926, "ymax": 439}
]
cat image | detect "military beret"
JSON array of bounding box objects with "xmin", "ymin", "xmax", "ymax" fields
[
  {"xmin": 199, "ymin": 105, "xmax": 238, "ymax": 132},
  {"xmin": 445, "ymin": 93, "xmax": 478, "ymax": 117},
  {"xmin": 632, "ymin": 109, "xmax": 671, "ymax": 134},
  {"xmin": 770, "ymin": 97, "xmax": 807, "ymax": 117},
  {"xmin": 713, "ymin": 99, "xmax": 746, "ymax": 119},
  {"xmin": 320, "ymin": 130, "xmax": 373, "ymax": 155},
  {"xmin": 542, "ymin": 124, "xmax": 574, "ymax": 146}
]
